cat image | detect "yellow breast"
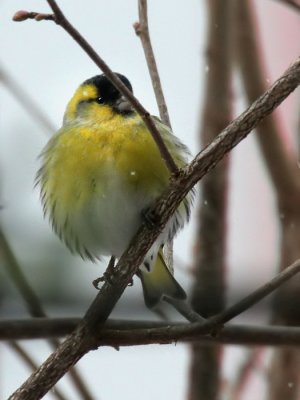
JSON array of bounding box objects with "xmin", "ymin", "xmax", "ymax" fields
[{"xmin": 40, "ymin": 114, "xmax": 171, "ymax": 214}]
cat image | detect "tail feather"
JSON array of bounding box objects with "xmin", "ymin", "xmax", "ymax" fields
[{"xmin": 139, "ymin": 249, "xmax": 186, "ymax": 309}]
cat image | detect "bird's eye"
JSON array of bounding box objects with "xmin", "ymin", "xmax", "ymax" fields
[{"xmin": 96, "ymin": 97, "xmax": 105, "ymax": 104}]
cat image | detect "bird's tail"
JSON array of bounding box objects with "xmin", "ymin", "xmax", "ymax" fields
[{"xmin": 139, "ymin": 248, "xmax": 186, "ymax": 309}]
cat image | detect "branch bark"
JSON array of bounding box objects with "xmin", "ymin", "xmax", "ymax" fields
[
  {"xmin": 7, "ymin": 342, "xmax": 68, "ymax": 400},
  {"xmin": 8, "ymin": 255, "xmax": 300, "ymax": 399},
  {"xmin": 233, "ymin": 2, "xmax": 300, "ymax": 399},
  {"xmin": 133, "ymin": 0, "xmax": 174, "ymax": 269},
  {"xmin": 4, "ymin": 318, "xmax": 300, "ymax": 347},
  {"xmin": 42, "ymin": 323, "xmax": 300, "ymax": 347},
  {"xmin": 13, "ymin": 1, "xmax": 178, "ymax": 174},
  {"xmin": 189, "ymin": 1, "xmax": 232, "ymax": 399},
  {"xmin": 274, "ymin": 0, "xmax": 300, "ymax": 11},
  {"xmin": 0, "ymin": 65, "xmax": 55, "ymax": 134},
  {"xmin": 134, "ymin": 0, "xmax": 171, "ymax": 128},
  {"xmin": 0, "ymin": 229, "xmax": 94, "ymax": 400},
  {"xmin": 233, "ymin": 1, "xmax": 299, "ymax": 196},
  {"xmin": 8, "ymin": 1, "xmax": 300, "ymax": 397}
]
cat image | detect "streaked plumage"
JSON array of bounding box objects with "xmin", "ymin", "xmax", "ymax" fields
[{"xmin": 37, "ymin": 73, "xmax": 193, "ymax": 308}]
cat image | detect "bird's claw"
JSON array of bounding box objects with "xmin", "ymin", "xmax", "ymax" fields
[
  {"xmin": 93, "ymin": 272, "xmax": 134, "ymax": 289},
  {"xmin": 92, "ymin": 270, "xmax": 115, "ymax": 289}
]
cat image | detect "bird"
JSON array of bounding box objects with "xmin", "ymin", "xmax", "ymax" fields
[{"xmin": 36, "ymin": 73, "xmax": 194, "ymax": 309}]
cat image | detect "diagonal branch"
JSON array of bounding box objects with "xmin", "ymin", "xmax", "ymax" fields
[
  {"xmin": 134, "ymin": 0, "xmax": 171, "ymax": 128},
  {"xmin": 13, "ymin": 1, "xmax": 178, "ymax": 174},
  {"xmin": 133, "ymin": 0, "xmax": 174, "ymax": 269},
  {"xmin": 8, "ymin": 56, "xmax": 300, "ymax": 400},
  {"xmin": 274, "ymin": 0, "xmax": 300, "ymax": 11},
  {"xmin": 3, "ymin": 259, "xmax": 300, "ymax": 346},
  {"xmin": 233, "ymin": 0, "xmax": 299, "ymax": 197},
  {"xmin": 0, "ymin": 65, "xmax": 55, "ymax": 134},
  {"xmin": 0, "ymin": 229, "xmax": 94, "ymax": 400},
  {"xmin": 7, "ymin": 342, "xmax": 68, "ymax": 400}
]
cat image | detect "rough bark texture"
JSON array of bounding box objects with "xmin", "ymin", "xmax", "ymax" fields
[
  {"xmin": 233, "ymin": 2, "xmax": 300, "ymax": 399},
  {"xmin": 188, "ymin": 1, "xmax": 232, "ymax": 399}
]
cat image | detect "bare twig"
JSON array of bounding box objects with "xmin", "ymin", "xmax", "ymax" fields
[
  {"xmin": 233, "ymin": 3, "xmax": 300, "ymax": 399},
  {"xmin": 0, "ymin": 65, "xmax": 55, "ymax": 134},
  {"xmin": 202, "ymin": 259, "xmax": 300, "ymax": 328},
  {"xmin": 0, "ymin": 229, "xmax": 46, "ymax": 317},
  {"xmin": 8, "ymin": 342, "xmax": 40, "ymax": 373},
  {"xmin": 8, "ymin": 2, "xmax": 300, "ymax": 396},
  {"xmin": 46, "ymin": 3, "xmax": 176, "ymax": 175},
  {"xmin": 134, "ymin": 0, "xmax": 171, "ymax": 128},
  {"xmin": 0, "ymin": 229, "xmax": 94, "ymax": 400},
  {"xmin": 162, "ymin": 297, "xmax": 206, "ymax": 322},
  {"xmin": 230, "ymin": 348, "xmax": 264, "ymax": 400},
  {"xmin": 233, "ymin": 1, "xmax": 299, "ymax": 197},
  {"xmin": 189, "ymin": 1, "xmax": 232, "ymax": 398},
  {"xmin": 133, "ymin": 0, "xmax": 174, "ymax": 271},
  {"xmin": 4, "ymin": 318, "xmax": 300, "ymax": 346},
  {"xmin": 8, "ymin": 251, "xmax": 300, "ymax": 399},
  {"xmin": 7, "ymin": 342, "xmax": 68, "ymax": 400},
  {"xmin": 8, "ymin": 56, "xmax": 300, "ymax": 400},
  {"xmin": 13, "ymin": 2, "xmax": 178, "ymax": 174},
  {"xmin": 274, "ymin": 0, "xmax": 300, "ymax": 11}
]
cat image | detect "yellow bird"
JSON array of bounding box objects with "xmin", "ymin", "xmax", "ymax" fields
[{"xmin": 36, "ymin": 73, "xmax": 194, "ymax": 308}]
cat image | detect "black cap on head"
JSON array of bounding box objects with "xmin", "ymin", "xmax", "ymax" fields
[{"xmin": 83, "ymin": 73, "xmax": 133, "ymax": 103}]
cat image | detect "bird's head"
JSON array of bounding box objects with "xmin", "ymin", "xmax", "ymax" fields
[{"xmin": 63, "ymin": 73, "xmax": 134, "ymax": 124}]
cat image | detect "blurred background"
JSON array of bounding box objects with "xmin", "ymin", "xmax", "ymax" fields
[{"xmin": 0, "ymin": 1, "xmax": 300, "ymax": 399}]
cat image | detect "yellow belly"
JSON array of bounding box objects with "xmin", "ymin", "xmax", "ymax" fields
[{"xmin": 39, "ymin": 115, "xmax": 175, "ymax": 259}]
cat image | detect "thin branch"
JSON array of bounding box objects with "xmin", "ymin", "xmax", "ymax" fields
[
  {"xmin": 8, "ymin": 342, "xmax": 40, "ymax": 373},
  {"xmin": 134, "ymin": 0, "xmax": 171, "ymax": 128},
  {"xmin": 234, "ymin": 3, "xmax": 300, "ymax": 399},
  {"xmin": 4, "ymin": 318, "xmax": 300, "ymax": 347},
  {"xmin": 0, "ymin": 229, "xmax": 94, "ymax": 400},
  {"xmin": 0, "ymin": 229, "xmax": 47, "ymax": 317},
  {"xmin": 233, "ymin": 0, "xmax": 300, "ymax": 198},
  {"xmin": 202, "ymin": 259, "xmax": 300, "ymax": 329},
  {"xmin": 192, "ymin": 0, "xmax": 231, "ymax": 315},
  {"xmin": 13, "ymin": 3, "xmax": 178, "ymax": 174},
  {"xmin": 162, "ymin": 297, "xmax": 206, "ymax": 322},
  {"xmin": 230, "ymin": 348, "xmax": 264, "ymax": 400},
  {"xmin": 8, "ymin": 257, "xmax": 300, "ymax": 399},
  {"xmin": 7, "ymin": 342, "xmax": 68, "ymax": 400},
  {"xmin": 133, "ymin": 0, "xmax": 174, "ymax": 271},
  {"xmin": 8, "ymin": 54, "xmax": 300, "ymax": 399},
  {"xmin": 9, "ymin": 3, "xmax": 300, "ymax": 397},
  {"xmin": 274, "ymin": 0, "xmax": 300, "ymax": 11},
  {"xmin": 189, "ymin": 1, "xmax": 232, "ymax": 398},
  {"xmin": 0, "ymin": 65, "xmax": 55, "ymax": 134}
]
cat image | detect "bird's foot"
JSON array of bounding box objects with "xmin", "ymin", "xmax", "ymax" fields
[
  {"xmin": 92, "ymin": 272, "xmax": 109, "ymax": 289},
  {"xmin": 92, "ymin": 256, "xmax": 116, "ymax": 289},
  {"xmin": 92, "ymin": 256, "xmax": 134, "ymax": 289},
  {"xmin": 93, "ymin": 273, "xmax": 134, "ymax": 288},
  {"xmin": 92, "ymin": 269, "xmax": 120, "ymax": 288}
]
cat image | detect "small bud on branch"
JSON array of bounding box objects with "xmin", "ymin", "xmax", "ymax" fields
[{"xmin": 12, "ymin": 10, "xmax": 55, "ymax": 22}]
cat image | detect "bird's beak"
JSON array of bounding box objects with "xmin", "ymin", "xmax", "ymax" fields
[{"xmin": 114, "ymin": 96, "xmax": 133, "ymax": 114}]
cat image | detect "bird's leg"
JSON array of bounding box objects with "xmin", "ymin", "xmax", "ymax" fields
[
  {"xmin": 106, "ymin": 255, "xmax": 116, "ymax": 275},
  {"xmin": 93, "ymin": 256, "xmax": 116, "ymax": 288},
  {"xmin": 93, "ymin": 256, "xmax": 134, "ymax": 288}
]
